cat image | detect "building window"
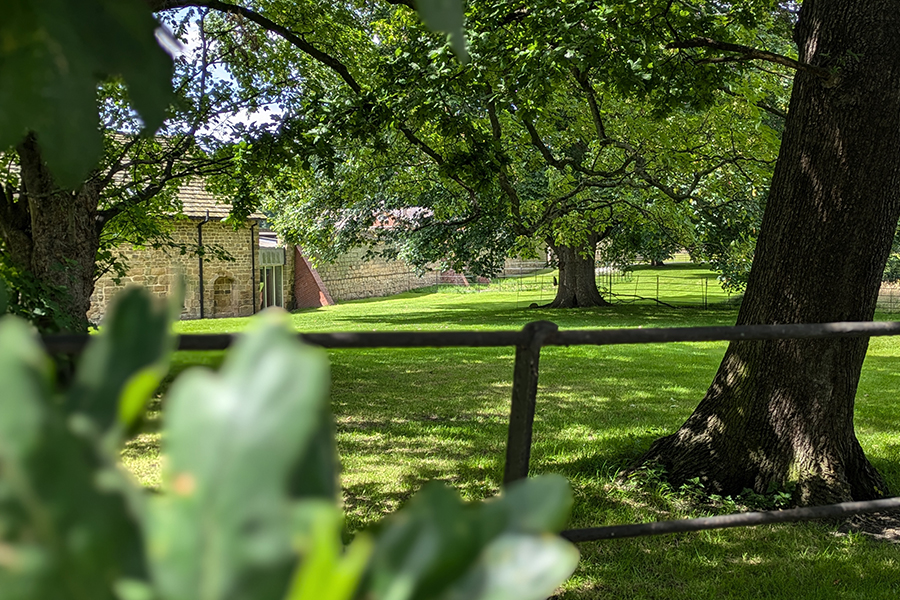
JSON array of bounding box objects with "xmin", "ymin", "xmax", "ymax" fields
[
  {"xmin": 259, "ymin": 246, "xmax": 286, "ymax": 310},
  {"xmin": 260, "ymin": 266, "xmax": 284, "ymax": 309}
]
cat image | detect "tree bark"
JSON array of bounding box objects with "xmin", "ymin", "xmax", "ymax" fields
[
  {"xmin": 0, "ymin": 135, "xmax": 101, "ymax": 332},
  {"xmin": 641, "ymin": 0, "xmax": 900, "ymax": 504},
  {"xmin": 542, "ymin": 235, "xmax": 610, "ymax": 308}
]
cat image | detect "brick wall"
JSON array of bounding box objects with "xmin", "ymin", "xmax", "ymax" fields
[
  {"xmin": 291, "ymin": 248, "xmax": 334, "ymax": 308},
  {"xmin": 89, "ymin": 218, "xmax": 260, "ymax": 323}
]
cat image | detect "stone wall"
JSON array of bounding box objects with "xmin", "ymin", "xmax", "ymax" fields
[
  {"xmin": 312, "ymin": 246, "xmax": 439, "ymax": 302},
  {"xmin": 502, "ymin": 253, "xmax": 549, "ymax": 276},
  {"xmin": 299, "ymin": 246, "xmax": 549, "ymax": 303},
  {"xmin": 90, "ymin": 224, "xmax": 549, "ymax": 321},
  {"xmin": 89, "ymin": 218, "xmax": 260, "ymax": 323}
]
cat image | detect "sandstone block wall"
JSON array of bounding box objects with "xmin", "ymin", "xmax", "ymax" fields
[
  {"xmin": 502, "ymin": 254, "xmax": 549, "ymax": 276},
  {"xmin": 298, "ymin": 246, "xmax": 549, "ymax": 303},
  {"xmin": 90, "ymin": 225, "xmax": 548, "ymax": 321},
  {"xmin": 89, "ymin": 219, "xmax": 261, "ymax": 323},
  {"xmin": 312, "ymin": 246, "xmax": 438, "ymax": 302}
]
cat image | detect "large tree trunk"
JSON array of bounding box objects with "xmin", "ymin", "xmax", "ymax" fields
[
  {"xmin": 543, "ymin": 235, "xmax": 610, "ymax": 308},
  {"xmin": 0, "ymin": 135, "xmax": 101, "ymax": 332},
  {"xmin": 641, "ymin": 0, "xmax": 900, "ymax": 505}
]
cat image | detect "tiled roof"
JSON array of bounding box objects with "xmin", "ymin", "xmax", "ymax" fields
[{"xmin": 177, "ymin": 178, "xmax": 266, "ymax": 220}]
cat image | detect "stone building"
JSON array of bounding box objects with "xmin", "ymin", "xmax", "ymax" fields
[
  {"xmin": 89, "ymin": 181, "xmax": 277, "ymax": 323},
  {"xmin": 89, "ymin": 182, "xmax": 549, "ymax": 321}
]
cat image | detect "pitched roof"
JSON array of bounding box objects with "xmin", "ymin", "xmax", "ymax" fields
[{"xmin": 178, "ymin": 178, "xmax": 266, "ymax": 220}]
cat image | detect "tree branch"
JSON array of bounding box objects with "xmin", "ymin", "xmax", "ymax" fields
[
  {"xmin": 397, "ymin": 125, "xmax": 482, "ymax": 205},
  {"xmin": 97, "ymin": 135, "xmax": 147, "ymax": 189},
  {"xmin": 151, "ymin": 0, "xmax": 363, "ymax": 93},
  {"xmin": 398, "ymin": 125, "xmax": 444, "ymax": 166},
  {"xmin": 156, "ymin": 0, "xmax": 488, "ymax": 210},
  {"xmin": 410, "ymin": 208, "xmax": 482, "ymax": 233},
  {"xmin": 97, "ymin": 150, "xmax": 229, "ymax": 225},
  {"xmin": 487, "ymin": 97, "xmax": 529, "ymax": 236},
  {"xmin": 667, "ymin": 37, "xmax": 833, "ymax": 82},
  {"xmin": 572, "ymin": 67, "xmax": 607, "ymax": 141},
  {"xmin": 718, "ymin": 87, "xmax": 788, "ymax": 119},
  {"xmin": 520, "ymin": 116, "xmax": 635, "ymax": 180}
]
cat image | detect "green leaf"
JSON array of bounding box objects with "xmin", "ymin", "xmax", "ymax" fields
[
  {"xmin": 368, "ymin": 483, "xmax": 489, "ymax": 600},
  {"xmin": 437, "ymin": 533, "xmax": 579, "ymax": 600},
  {"xmin": 364, "ymin": 475, "xmax": 577, "ymax": 600},
  {"xmin": 0, "ymin": 315, "xmax": 148, "ymax": 600},
  {"xmin": 0, "ymin": 0, "xmax": 173, "ymax": 187},
  {"xmin": 415, "ymin": 0, "xmax": 469, "ymax": 62},
  {"xmin": 287, "ymin": 410, "xmax": 340, "ymax": 501},
  {"xmin": 284, "ymin": 501, "xmax": 373, "ymax": 600},
  {"xmin": 496, "ymin": 474, "xmax": 573, "ymax": 534},
  {"xmin": 145, "ymin": 310, "xmax": 333, "ymax": 600},
  {"xmin": 118, "ymin": 367, "xmax": 167, "ymax": 429},
  {"xmin": 67, "ymin": 286, "xmax": 176, "ymax": 441},
  {"xmin": 0, "ymin": 316, "xmax": 51, "ymax": 468}
]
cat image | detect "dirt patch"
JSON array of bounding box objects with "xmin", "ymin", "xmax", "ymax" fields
[{"xmin": 838, "ymin": 511, "xmax": 900, "ymax": 543}]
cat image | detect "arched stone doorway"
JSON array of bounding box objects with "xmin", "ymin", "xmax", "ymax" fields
[{"xmin": 212, "ymin": 276, "xmax": 235, "ymax": 317}]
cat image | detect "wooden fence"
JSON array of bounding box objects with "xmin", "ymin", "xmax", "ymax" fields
[{"xmin": 43, "ymin": 320, "xmax": 900, "ymax": 542}]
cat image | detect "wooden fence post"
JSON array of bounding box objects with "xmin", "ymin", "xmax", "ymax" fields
[{"xmin": 503, "ymin": 320, "xmax": 559, "ymax": 486}]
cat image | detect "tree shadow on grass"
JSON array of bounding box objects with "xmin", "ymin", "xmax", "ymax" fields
[
  {"xmin": 330, "ymin": 342, "xmax": 725, "ymax": 532},
  {"xmin": 311, "ymin": 302, "xmax": 738, "ymax": 331},
  {"xmin": 551, "ymin": 446, "xmax": 900, "ymax": 599},
  {"xmin": 558, "ymin": 523, "xmax": 900, "ymax": 600},
  {"xmin": 336, "ymin": 413, "xmax": 507, "ymax": 530}
]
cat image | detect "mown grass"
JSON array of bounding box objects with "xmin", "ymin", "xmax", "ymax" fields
[{"xmin": 122, "ymin": 265, "xmax": 900, "ymax": 599}]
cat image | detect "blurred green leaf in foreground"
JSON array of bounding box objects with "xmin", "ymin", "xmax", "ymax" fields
[
  {"xmin": 0, "ymin": 286, "xmax": 577, "ymax": 600},
  {"xmin": 0, "ymin": 0, "xmax": 173, "ymax": 187}
]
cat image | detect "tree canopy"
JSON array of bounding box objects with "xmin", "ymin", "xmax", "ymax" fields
[
  {"xmin": 0, "ymin": 0, "xmax": 796, "ymax": 325},
  {"xmin": 231, "ymin": 0, "xmax": 791, "ymax": 305}
]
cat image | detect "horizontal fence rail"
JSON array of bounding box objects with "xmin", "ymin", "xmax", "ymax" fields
[
  {"xmin": 41, "ymin": 319, "xmax": 900, "ymax": 542},
  {"xmin": 42, "ymin": 320, "xmax": 900, "ymax": 354},
  {"xmin": 561, "ymin": 497, "xmax": 900, "ymax": 542}
]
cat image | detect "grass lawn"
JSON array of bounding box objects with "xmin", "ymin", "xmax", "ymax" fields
[{"xmin": 122, "ymin": 265, "xmax": 900, "ymax": 599}]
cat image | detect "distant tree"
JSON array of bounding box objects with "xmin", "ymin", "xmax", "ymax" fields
[
  {"xmin": 881, "ymin": 225, "xmax": 900, "ymax": 284},
  {"xmin": 602, "ymin": 208, "xmax": 689, "ymax": 270},
  {"xmin": 688, "ymin": 186, "xmax": 766, "ymax": 292}
]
